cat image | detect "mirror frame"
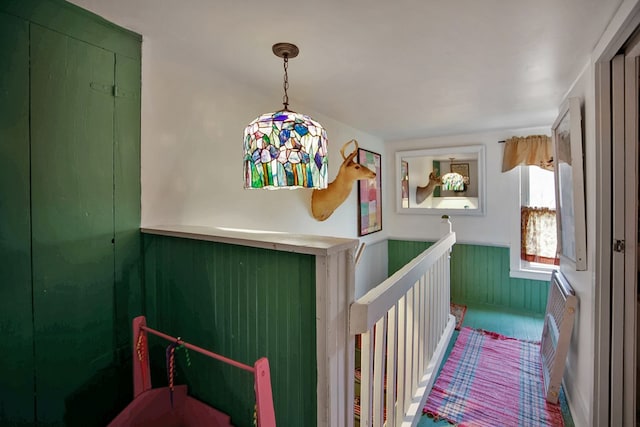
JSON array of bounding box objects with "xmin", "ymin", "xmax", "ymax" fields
[
  {"xmin": 552, "ymin": 97, "xmax": 587, "ymax": 270},
  {"xmin": 395, "ymin": 144, "xmax": 486, "ymax": 216}
]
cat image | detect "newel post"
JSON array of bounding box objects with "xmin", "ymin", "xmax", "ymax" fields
[
  {"xmin": 440, "ymin": 215, "xmax": 452, "ymax": 236},
  {"xmin": 441, "ymin": 215, "xmax": 453, "ymax": 258}
]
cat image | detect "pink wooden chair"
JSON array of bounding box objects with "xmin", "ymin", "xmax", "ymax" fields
[{"xmin": 108, "ymin": 316, "xmax": 276, "ymax": 427}]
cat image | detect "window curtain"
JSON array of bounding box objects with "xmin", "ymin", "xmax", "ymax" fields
[
  {"xmin": 521, "ymin": 206, "xmax": 559, "ymax": 265},
  {"xmin": 502, "ymin": 135, "xmax": 553, "ymax": 172}
]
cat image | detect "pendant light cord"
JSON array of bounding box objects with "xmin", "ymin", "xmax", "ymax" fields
[{"xmin": 282, "ymin": 55, "xmax": 289, "ymax": 110}]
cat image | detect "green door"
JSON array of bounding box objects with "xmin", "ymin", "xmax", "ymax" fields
[
  {"xmin": 0, "ymin": 11, "xmax": 34, "ymax": 425},
  {"xmin": 30, "ymin": 23, "xmax": 116, "ymax": 425}
]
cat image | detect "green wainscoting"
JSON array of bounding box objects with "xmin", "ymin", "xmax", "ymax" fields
[
  {"xmin": 388, "ymin": 240, "xmax": 549, "ymax": 314},
  {"xmin": 143, "ymin": 234, "xmax": 318, "ymax": 427}
]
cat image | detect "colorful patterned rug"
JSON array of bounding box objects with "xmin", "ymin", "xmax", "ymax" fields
[
  {"xmin": 450, "ymin": 303, "xmax": 467, "ymax": 330},
  {"xmin": 423, "ymin": 327, "xmax": 564, "ymax": 427}
]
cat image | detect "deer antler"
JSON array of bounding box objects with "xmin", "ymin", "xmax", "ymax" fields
[{"xmin": 340, "ymin": 139, "xmax": 359, "ymax": 160}]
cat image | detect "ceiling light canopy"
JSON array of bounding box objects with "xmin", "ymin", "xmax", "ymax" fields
[{"xmin": 243, "ymin": 43, "xmax": 328, "ymax": 190}]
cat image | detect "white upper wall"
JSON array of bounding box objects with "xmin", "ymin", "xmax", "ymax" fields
[
  {"xmin": 140, "ymin": 37, "xmax": 386, "ymax": 241},
  {"xmin": 557, "ymin": 66, "xmax": 594, "ymax": 427}
]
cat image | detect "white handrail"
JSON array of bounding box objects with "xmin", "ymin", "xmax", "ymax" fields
[{"xmin": 350, "ymin": 232, "xmax": 455, "ymax": 335}]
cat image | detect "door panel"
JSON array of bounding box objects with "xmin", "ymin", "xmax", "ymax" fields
[
  {"xmin": 0, "ymin": 12, "xmax": 34, "ymax": 425},
  {"xmin": 623, "ymin": 52, "xmax": 638, "ymax": 427},
  {"xmin": 30, "ymin": 24, "xmax": 115, "ymax": 424}
]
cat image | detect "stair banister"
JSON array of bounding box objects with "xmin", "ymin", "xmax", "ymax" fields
[{"xmin": 350, "ymin": 216, "xmax": 456, "ymax": 426}]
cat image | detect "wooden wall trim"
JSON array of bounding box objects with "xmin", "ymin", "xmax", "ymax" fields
[{"xmin": 142, "ymin": 224, "xmax": 357, "ymax": 256}]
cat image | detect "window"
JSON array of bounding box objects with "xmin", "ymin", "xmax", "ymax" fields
[
  {"xmin": 510, "ymin": 165, "xmax": 559, "ymax": 280},
  {"xmin": 523, "ymin": 165, "xmax": 555, "ymax": 208}
]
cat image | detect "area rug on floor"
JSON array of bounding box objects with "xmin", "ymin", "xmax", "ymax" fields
[
  {"xmin": 450, "ymin": 303, "xmax": 467, "ymax": 330},
  {"xmin": 423, "ymin": 327, "xmax": 564, "ymax": 427}
]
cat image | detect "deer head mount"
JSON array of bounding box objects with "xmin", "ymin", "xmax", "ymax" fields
[
  {"xmin": 311, "ymin": 139, "xmax": 376, "ymax": 221},
  {"xmin": 415, "ymin": 171, "xmax": 442, "ymax": 205}
]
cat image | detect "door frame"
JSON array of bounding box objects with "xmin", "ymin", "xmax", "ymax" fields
[{"xmin": 594, "ymin": 3, "xmax": 640, "ymax": 425}]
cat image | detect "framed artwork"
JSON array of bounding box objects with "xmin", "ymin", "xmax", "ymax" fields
[
  {"xmin": 401, "ymin": 160, "xmax": 409, "ymax": 208},
  {"xmin": 450, "ymin": 163, "xmax": 470, "ymax": 182},
  {"xmin": 358, "ymin": 148, "xmax": 382, "ymax": 236},
  {"xmin": 552, "ymin": 97, "xmax": 587, "ymax": 270}
]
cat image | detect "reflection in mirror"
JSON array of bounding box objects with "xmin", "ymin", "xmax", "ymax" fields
[{"xmin": 396, "ymin": 145, "xmax": 486, "ymax": 215}]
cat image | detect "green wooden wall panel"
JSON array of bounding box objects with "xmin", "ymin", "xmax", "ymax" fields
[
  {"xmin": 143, "ymin": 234, "xmax": 317, "ymax": 427},
  {"xmin": 0, "ymin": 12, "xmax": 35, "ymax": 426},
  {"xmin": 30, "ymin": 24, "xmax": 117, "ymax": 425},
  {"xmin": 388, "ymin": 240, "xmax": 549, "ymax": 314},
  {"xmin": 0, "ymin": 0, "xmax": 141, "ymax": 59},
  {"xmin": 114, "ymin": 53, "xmax": 142, "ymax": 353}
]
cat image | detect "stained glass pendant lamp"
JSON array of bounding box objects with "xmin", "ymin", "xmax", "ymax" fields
[
  {"xmin": 441, "ymin": 172, "xmax": 466, "ymax": 192},
  {"xmin": 441, "ymin": 158, "xmax": 468, "ymax": 192},
  {"xmin": 243, "ymin": 43, "xmax": 328, "ymax": 190}
]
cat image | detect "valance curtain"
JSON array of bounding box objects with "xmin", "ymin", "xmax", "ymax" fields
[
  {"xmin": 502, "ymin": 135, "xmax": 553, "ymax": 172},
  {"xmin": 521, "ymin": 206, "xmax": 559, "ymax": 265}
]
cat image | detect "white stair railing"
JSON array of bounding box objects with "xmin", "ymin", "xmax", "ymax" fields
[{"xmin": 350, "ymin": 218, "xmax": 457, "ymax": 427}]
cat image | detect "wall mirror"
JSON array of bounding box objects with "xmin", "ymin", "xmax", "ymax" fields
[
  {"xmin": 553, "ymin": 97, "xmax": 586, "ymax": 270},
  {"xmin": 395, "ymin": 144, "xmax": 486, "ymax": 216}
]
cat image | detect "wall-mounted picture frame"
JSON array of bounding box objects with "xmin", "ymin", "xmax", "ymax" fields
[
  {"xmin": 450, "ymin": 163, "xmax": 470, "ymax": 182},
  {"xmin": 552, "ymin": 97, "xmax": 587, "ymax": 270},
  {"xmin": 358, "ymin": 148, "xmax": 382, "ymax": 236}
]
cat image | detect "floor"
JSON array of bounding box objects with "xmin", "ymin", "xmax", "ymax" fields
[{"xmin": 417, "ymin": 302, "xmax": 575, "ymax": 427}]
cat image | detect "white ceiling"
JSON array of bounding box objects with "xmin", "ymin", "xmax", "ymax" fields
[{"xmin": 70, "ymin": 0, "xmax": 622, "ymax": 141}]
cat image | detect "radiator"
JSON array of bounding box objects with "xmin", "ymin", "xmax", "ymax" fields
[{"xmin": 540, "ymin": 270, "xmax": 578, "ymax": 404}]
